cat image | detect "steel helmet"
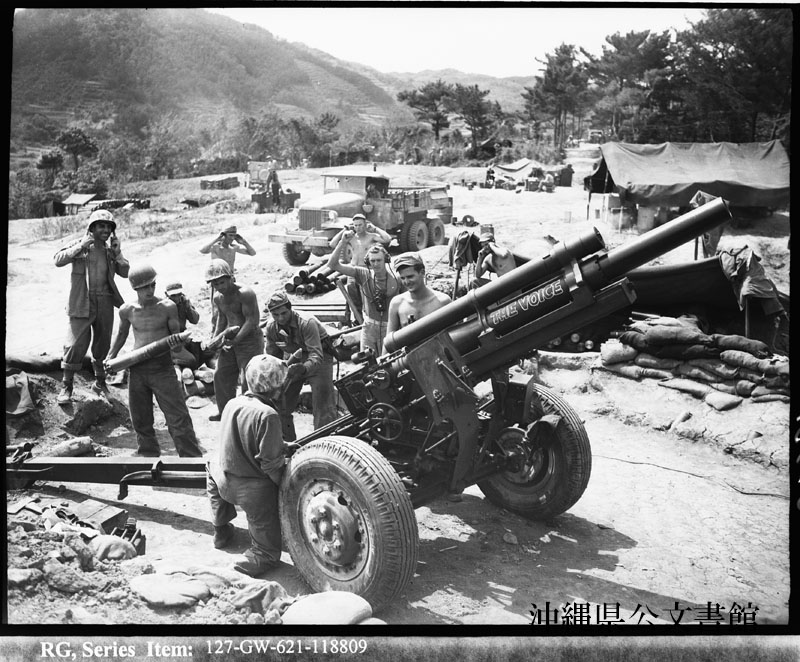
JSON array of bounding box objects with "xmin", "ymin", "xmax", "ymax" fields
[
  {"xmin": 128, "ymin": 264, "xmax": 157, "ymax": 290},
  {"xmin": 245, "ymin": 354, "xmax": 287, "ymax": 396},
  {"xmin": 205, "ymin": 259, "xmax": 233, "ymax": 282},
  {"xmin": 87, "ymin": 208, "xmax": 116, "ymax": 233}
]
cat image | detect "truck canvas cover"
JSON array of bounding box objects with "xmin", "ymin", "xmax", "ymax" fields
[{"xmin": 583, "ymin": 141, "xmax": 790, "ymax": 208}]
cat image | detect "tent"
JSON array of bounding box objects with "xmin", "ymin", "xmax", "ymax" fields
[{"xmin": 583, "ymin": 141, "xmax": 790, "ymax": 209}]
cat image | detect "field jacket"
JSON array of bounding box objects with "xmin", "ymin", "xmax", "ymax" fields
[{"xmin": 54, "ymin": 240, "xmax": 130, "ymax": 317}]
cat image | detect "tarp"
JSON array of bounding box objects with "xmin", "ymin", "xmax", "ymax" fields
[
  {"xmin": 493, "ymin": 158, "xmax": 535, "ymax": 175},
  {"xmin": 583, "ymin": 141, "xmax": 790, "ymax": 208}
]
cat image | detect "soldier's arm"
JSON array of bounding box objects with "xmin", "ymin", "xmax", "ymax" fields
[
  {"xmin": 106, "ymin": 306, "xmax": 132, "ymax": 360},
  {"xmin": 183, "ymin": 299, "xmax": 200, "ymax": 325},
  {"xmin": 299, "ymin": 317, "xmax": 324, "ymax": 371},
  {"xmin": 386, "ymin": 296, "xmax": 403, "ymax": 335},
  {"xmin": 327, "ymin": 235, "xmax": 356, "ymax": 277},
  {"xmin": 231, "ymin": 288, "xmax": 260, "ymax": 346}
]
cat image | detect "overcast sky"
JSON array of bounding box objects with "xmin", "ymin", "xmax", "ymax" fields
[{"xmin": 207, "ymin": 6, "xmax": 708, "ymax": 78}]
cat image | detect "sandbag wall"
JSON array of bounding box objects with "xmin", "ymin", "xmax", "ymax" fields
[{"xmin": 598, "ymin": 315, "xmax": 790, "ymax": 411}]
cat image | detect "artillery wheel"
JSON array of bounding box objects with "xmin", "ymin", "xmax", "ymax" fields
[
  {"xmin": 399, "ymin": 219, "xmax": 429, "ymax": 252},
  {"xmin": 478, "ymin": 384, "xmax": 591, "ymax": 520},
  {"xmin": 426, "ymin": 217, "xmax": 446, "ymax": 246},
  {"xmin": 282, "ymin": 242, "xmax": 311, "ymax": 266},
  {"xmin": 279, "ymin": 436, "xmax": 419, "ymax": 612}
]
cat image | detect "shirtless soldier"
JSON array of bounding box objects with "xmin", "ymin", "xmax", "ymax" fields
[
  {"xmin": 386, "ymin": 252, "xmax": 472, "ymax": 501},
  {"xmin": 205, "ymin": 259, "xmax": 264, "ymax": 421},
  {"xmin": 386, "ymin": 252, "xmax": 451, "ymax": 333},
  {"xmin": 104, "ymin": 264, "xmax": 202, "ymax": 457},
  {"xmin": 472, "ymin": 231, "xmax": 516, "ymax": 288}
]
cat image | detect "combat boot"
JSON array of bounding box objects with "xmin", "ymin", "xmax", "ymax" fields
[{"xmin": 57, "ymin": 382, "xmax": 73, "ymax": 405}]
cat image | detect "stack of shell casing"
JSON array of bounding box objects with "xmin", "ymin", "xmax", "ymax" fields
[{"xmin": 285, "ymin": 263, "xmax": 340, "ymax": 295}]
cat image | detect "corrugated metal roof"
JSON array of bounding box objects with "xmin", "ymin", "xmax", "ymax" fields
[{"xmin": 62, "ymin": 193, "xmax": 97, "ymax": 205}]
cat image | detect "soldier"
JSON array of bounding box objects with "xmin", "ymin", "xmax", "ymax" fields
[
  {"xmin": 265, "ymin": 169, "xmax": 282, "ymax": 212},
  {"xmin": 328, "ymin": 213, "xmax": 391, "ymax": 322},
  {"xmin": 104, "ymin": 264, "xmax": 203, "ymax": 458},
  {"xmin": 387, "ymin": 252, "xmax": 451, "ymax": 333},
  {"xmin": 328, "ymin": 241, "xmax": 404, "ymax": 356},
  {"xmin": 164, "ymin": 281, "xmax": 202, "ymax": 369},
  {"xmin": 205, "ymin": 259, "xmax": 264, "ymax": 421},
  {"xmin": 207, "ymin": 353, "xmax": 292, "ymax": 577},
  {"xmin": 472, "ymin": 232, "xmax": 517, "ymax": 288},
  {"xmin": 263, "ymin": 291, "xmax": 338, "ymax": 442},
  {"xmin": 199, "ymin": 225, "xmax": 256, "ymax": 271},
  {"xmin": 54, "ymin": 209, "xmax": 130, "ymax": 403}
]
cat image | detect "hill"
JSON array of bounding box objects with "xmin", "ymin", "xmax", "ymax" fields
[{"xmin": 11, "ymin": 8, "xmax": 534, "ymax": 139}]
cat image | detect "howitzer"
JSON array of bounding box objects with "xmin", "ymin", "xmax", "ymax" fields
[{"xmin": 6, "ymin": 199, "xmax": 732, "ymax": 613}]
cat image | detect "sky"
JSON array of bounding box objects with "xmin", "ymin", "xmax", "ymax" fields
[{"xmin": 206, "ymin": 6, "xmax": 708, "ymax": 78}]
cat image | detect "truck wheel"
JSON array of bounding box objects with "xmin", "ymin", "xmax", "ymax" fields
[
  {"xmin": 399, "ymin": 219, "xmax": 429, "ymax": 252},
  {"xmin": 426, "ymin": 218, "xmax": 446, "ymax": 246},
  {"xmin": 279, "ymin": 436, "xmax": 419, "ymax": 612},
  {"xmin": 478, "ymin": 384, "xmax": 591, "ymax": 520},
  {"xmin": 282, "ymin": 242, "xmax": 311, "ymax": 266}
]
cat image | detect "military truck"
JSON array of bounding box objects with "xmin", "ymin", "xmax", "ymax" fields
[
  {"xmin": 247, "ymin": 160, "xmax": 300, "ymax": 214},
  {"xmin": 267, "ymin": 169, "xmax": 454, "ymax": 265}
]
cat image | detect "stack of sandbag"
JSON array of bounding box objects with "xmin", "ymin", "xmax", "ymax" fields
[{"xmin": 598, "ymin": 315, "xmax": 789, "ymax": 411}]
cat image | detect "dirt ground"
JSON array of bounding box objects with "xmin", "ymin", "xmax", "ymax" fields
[{"xmin": 5, "ymin": 154, "xmax": 791, "ymax": 625}]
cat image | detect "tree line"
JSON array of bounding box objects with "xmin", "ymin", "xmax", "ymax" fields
[{"xmin": 9, "ymin": 7, "xmax": 791, "ymax": 220}]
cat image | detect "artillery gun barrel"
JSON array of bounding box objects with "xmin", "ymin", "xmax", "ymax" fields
[
  {"xmin": 383, "ymin": 228, "xmax": 605, "ymax": 352},
  {"xmin": 385, "ymin": 197, "xmax": 731, "ymax": 363}
]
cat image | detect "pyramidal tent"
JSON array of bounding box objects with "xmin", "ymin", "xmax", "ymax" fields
[{"xmin": 583, "ymin": 141, "xmax": 790, "ymax": 209}]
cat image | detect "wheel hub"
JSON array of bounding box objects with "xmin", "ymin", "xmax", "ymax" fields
[
  {"xmin": 496, "ymin": 426, "xmax": 547, "ymax": 484},
  {"xmin": 302, "ymin": 489, "xmax": 362, "ymax": 567}
]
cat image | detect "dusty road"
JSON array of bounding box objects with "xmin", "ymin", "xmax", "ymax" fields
[{"xmin": 5, "ymin": 161, "xmax": 791, "ymax": 625}]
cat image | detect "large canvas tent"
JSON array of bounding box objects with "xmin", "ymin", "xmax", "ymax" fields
[{"xmin": 583, "ymin": 141, "xmax": 790, "ymax": 208}]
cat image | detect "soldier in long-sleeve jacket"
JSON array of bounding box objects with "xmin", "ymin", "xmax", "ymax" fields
[
  {"xmin": 262, "ymin": 291, "xmax": 338, "ymax": 441},
  {"xmin": 54, "ymin": 209, "xmax": 130, "ymax": 403}
]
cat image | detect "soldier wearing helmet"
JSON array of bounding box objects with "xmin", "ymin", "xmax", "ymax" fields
[
  {"xmin": 54, "ymin": 208, "xmax": 129, "ymax": 403},
  {"xmin": 328, "ymin": 213, "xmax": 391, "ymax": 323},
  {"xmin": 205, "ymin": 258, "xmax": 264, "ymax": 421},
  {"xmin": 206, "ymin": 353, "xmax": 294, "ymax": 577},
  {"xmin": 104, "ymin": 263, "xmax": 203, "ymax": 458},
  {"xmin": 200, "ymin": 224, "xmax": 256, "ymax": 329},
  {"xmin": 199, "ymin": 224, "xmax": 256, "ymax": 271},
  {"xmin": 262, "ymin": 291, "xmax": 338, "ymax": 442}
]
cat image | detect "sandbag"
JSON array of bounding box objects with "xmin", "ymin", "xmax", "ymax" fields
[
  {"xmin": 600, "ymin": 340, "xmax": 638, "ymax": 365},
  {"xmin": 752, "ymin": 394, "xmax": 791, "ymax": 404},
  {"xmin": 618, "ymin": 331, "xmax": 649, "ymax": 352},
  {"xmin": 735, "ymin": 380, "xmax": 757, "ymax": 397},
  {"xmin": 639, "ymin": 367, "xmax": 673, "ymax": 380},
  {"xmin": 751, "ymin": 385, "xmax": 790, "ymax": 398},
  {"xmin": 677, "ymin": 363, "xmax": 719, "ymax": 383},
  {"xmin": 761, "ymin": 375, "xmax": 790, "ymax": 390},
  {"xmin": 643, "ymin": 325, "xmax": 713, "ymax": 346},
  {"xmin": 600, "ymin": 363, "xmax": 645, "ymax": 380},
  {"xmin": 710, "ymin": 334, "xmax": 770, "ymax": 358},
  {"xmin": 719, "ymin": 350, "xmax": 764, "ymax": 372},
  {"xmin": 658, "ymin": 378, "xmax": 712, "ymax": 399},
  {"xmin": 648, "ymin": 344, "xmax": 720, "ymax": 360},
  {"xmin": 634, "ymin": 354, "xmax": 681, "ymax": 370},
  {"xmin": 703, "ymin": 391, "xmax": 742, "ymax": 411},
  {"xmin": 686, "ymin": 358, "xmax": 739, "ymax": 381},
  {"xmin": 706, "ymin": 381, "xmax": 738, "ymax": 395}
]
